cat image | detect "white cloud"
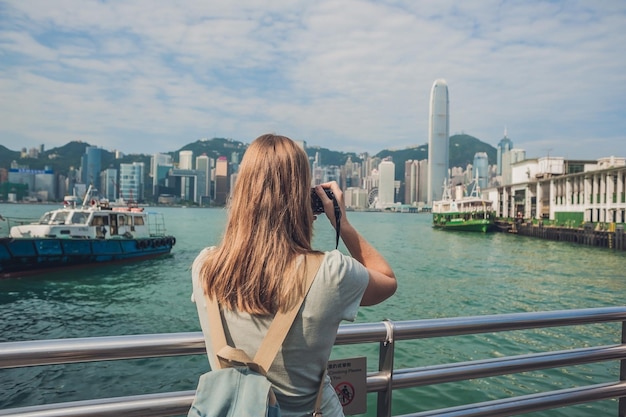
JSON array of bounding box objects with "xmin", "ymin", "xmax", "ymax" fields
[{"xmin": 0, "ymin": 0, "xmax": 625, "ymax": 160}]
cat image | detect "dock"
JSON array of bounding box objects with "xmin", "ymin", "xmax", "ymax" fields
[{"xmin": 496, "ymin": 219, "xmax": 626, "ymax": 251}]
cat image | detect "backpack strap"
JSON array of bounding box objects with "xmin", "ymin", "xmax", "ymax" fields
[
  {"xmin": 254, "ymin": 253, "xmax": 323, "ymax": 372},
  {"xmin": 206, "ymin": 253, "xmax": 324, "ymax": 374}
]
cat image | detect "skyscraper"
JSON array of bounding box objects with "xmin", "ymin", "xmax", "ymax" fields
[
  {"xmin": 195, "ymin": 154, "xmax": 212, "ymax": 199},
  {"xmin": 179, "ymin": 150, "xmax": 193, "ymax": 201},
  {"xmin": 404, "ymin": 159, "xmax": 429, "ymax": 205},
  {"xmin": 119, "ymin": 162, "xmax": 144, "ymax": 202},
  {"xmin": 214, "ymin": 156, "xmax": 230, "ymax": 205},
  {"xmin": 100, "ymin": 168, "xmax": 118, "ymax": 201},
  {"xmin": 427, "ymin": 79, "xmax": 449, "ymax": 203},
  {"xmin": 497, "ymin": 129, "xmax": 513, "ymax": 176},
  {"xmin": 473, "ymin": 152, "xmax": 489, "ymax": 191},
  {"xmin": 81, "ymin": 146, "xmax": 102, "ymax": 186},
  {"xmin": 377, "ymin": 158, "xmax": 395, "ymax": 208}
]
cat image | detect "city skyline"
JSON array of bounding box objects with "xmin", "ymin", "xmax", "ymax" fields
[{"xmin": 1, "ymin": 2, "xmax": 625, "ymax": 160}]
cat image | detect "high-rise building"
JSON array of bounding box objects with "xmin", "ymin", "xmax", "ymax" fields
[
  {"xmin": 81, "ymin": 146, "xmax": 102, "ymax": 186},
  {"xmin": 214, "ymin": 156, "xmax": 230, "ymax": 205},
  {"xmin": 342, "ymin": 156, "xmax": 360, "ymax": 190},
  {"xmin": 473, "ymin": 152, "xmax": 489, "ymax": 191},
  {"xmin": 100, "ymin": 168, "xmax": 118, "ymax": 201},
  {"xmin": 151, "ymin": 153, "xmax": 172, "ymax": 178},
  {"xmin": 418, "ymin": 159, "xmax": 429, "ymax": 203},
  {"xmin": 119, "ymin": 162, "xmax": 144, "ymax": 202},
  {"xmin": 427, "ymin": 79, "xmax": 449, "ymax": 204},
  {"xmin": 404, "ymin": 159, "xmax": 428, "ymax": 206},
  {"xmin": 377, "ymin": 158, "xmax": 395, "ymax": 208},
  {"xmin": 502, "ymin": 148, "xmax": 526, "ymax": 186},
  {"xmin": 178, "ymin": 151, "xmax": 193, "ymax": 169},
  {"xmin": 404, "ymin": 160, "xmax": 416, "ymax": 205},
  {"xmin": 151, "ymin": 153, "xmax": 173, "ymax": 199},
  {"xmin": 497, "ymin": 129, "xmax": 513, "ymax": 176},
  {"xmin": 178, "ymin": 151, "xmax": 193, "ymax": 201},
  {"xmin": 195, "ymin": 154, "xmax": 212, "ymax": 200}
]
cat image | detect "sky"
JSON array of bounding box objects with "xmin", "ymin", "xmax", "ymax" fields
[{"xmin": 1, "ymin": 1, "xmax": 625, "ymax": 160}]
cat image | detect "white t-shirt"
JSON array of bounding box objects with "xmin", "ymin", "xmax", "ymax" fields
[{"xmin": 191, "ymin": 249, "xmax": 369, "ymax": 417}]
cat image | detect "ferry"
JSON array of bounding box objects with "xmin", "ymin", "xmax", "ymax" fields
[
  {"xmin": 0, "ymin": 187, "xmax": 176, "ymax": 279},
  {"xmin": 432, "ymin": 178, "xmax": 496, "ymax": 233}
]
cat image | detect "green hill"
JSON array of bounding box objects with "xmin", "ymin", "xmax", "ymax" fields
[
  {"xmin": 376, "ymin": 134, "xmax": 497, "ymax": 181},
  {"xmin": 177, "ymin": 138, "xmax": 248, "ymax": 163},
  {"xmin": 0, "ymin": 144, "xmax": 21, "ymax": 170}
]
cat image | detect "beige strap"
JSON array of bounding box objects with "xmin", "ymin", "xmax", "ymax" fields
[
  {"xmin": 253, "ymin": 254, "xmax": 323, "ymax": 372},
  {"xmin": 206, "ymin": 289, "xmax": 227, "ymax": 368},
  {"xmin": 312, "ymin": 369, "xmax": 327, "ymax": 416},
  {"xmin": 206, "ymin": 253, "xmax": 324, "ymax": 374}
]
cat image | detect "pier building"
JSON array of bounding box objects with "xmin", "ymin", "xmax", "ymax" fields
[{"xmin": 485, "ymin": 156, "xmax": 626, "ymax": 225}]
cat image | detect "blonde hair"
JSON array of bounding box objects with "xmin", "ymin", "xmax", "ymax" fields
[{"xmin": 198, "ymin": 134, "xmax": 318, "ymax": 315}]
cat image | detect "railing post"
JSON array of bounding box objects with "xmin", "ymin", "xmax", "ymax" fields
[
  {"xmin": 377, "ymin": 320, "xmax": 395, "ymax": 417},
  {"xmin": 617, "ymin": 321, "xmax": 626, "ymax": 417}
]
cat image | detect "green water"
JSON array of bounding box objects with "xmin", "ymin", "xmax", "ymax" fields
[{"xmin": 1, "ymin": 204, "xmax": 625, "ymax": 416}]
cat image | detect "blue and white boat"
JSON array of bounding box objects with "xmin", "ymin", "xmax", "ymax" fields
[{"xmin": 0, "ymin": 187, "xmax": 175, "ymax": 279}]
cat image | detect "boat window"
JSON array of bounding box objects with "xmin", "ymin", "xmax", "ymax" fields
[
  {"xmin": 52, "ymin": 212, "xmax": 68, "ymax": 224},
  {"xmin": 70, "ymin": 212, "xmax": 89, "ymax": 225},
  {"xmin": 91, "ymin": 216, "xmax": 104, "ymax": 226},
  {"xmin": 133, "ymin": 216, "xmax": 144, "ymax": 226},
  {"xmin": 38, "ymin": 212, "xmax": 53, "ymax": 224}
]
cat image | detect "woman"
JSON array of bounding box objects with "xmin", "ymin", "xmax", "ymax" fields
[{"xmin": 191, "ymin": 134, "xmax": 396, "ymax": 416}]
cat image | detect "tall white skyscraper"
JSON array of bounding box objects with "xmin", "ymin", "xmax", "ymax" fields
[
  {"xmin": 427, "ymin": 79, "xmax": 449, "ymax": 204},
  {"xmin": 377, "ymin": 158, "xmax": 395, "ymax": 209}
]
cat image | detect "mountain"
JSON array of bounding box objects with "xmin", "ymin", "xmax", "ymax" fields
[
  {"xmin": 177, "ymin": 138, "xmax": 248, "ymax": 163},
  {"xmin": 376, "ymin": 134, "xmax": 497, "ymax": 181},
  {"xmin": 449, "ymin": 134, "xmax": 496, "ymax": 167},
  {"xmin": 0, "ymin": 134, "xmax": 496, "ymax": 182},
  {"xmin": 0, "ymin": 144, "xmax": 21, "ymax": 170}
]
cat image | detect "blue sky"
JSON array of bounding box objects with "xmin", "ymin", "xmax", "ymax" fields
[{"xmin": 1, "ymin": 0, "xmax": 625, "ymax": 160}]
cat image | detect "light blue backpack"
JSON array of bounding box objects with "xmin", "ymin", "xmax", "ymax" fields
[{"xmin": 188, "ymin": 255, "xmax": 325, "ymax": 417}]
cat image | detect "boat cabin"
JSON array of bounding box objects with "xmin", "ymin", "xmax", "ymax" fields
[{"xmin": 10, "ymin": 206, "xmax": 152, "ymax": 240}]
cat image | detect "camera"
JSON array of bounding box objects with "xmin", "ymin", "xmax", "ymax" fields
[{"xmin": 311, "ymin": 188, "xmax": 335, "ymax": 214}]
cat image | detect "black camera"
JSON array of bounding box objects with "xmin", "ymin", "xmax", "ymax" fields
[{"xmin": 311, "ymin": 188, "xmax": 335, "ymax": 214}]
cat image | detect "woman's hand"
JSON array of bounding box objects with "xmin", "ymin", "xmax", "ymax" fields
[{"xmin": 314, "ymin": 182, "xmax": 345, "ymax": 230}]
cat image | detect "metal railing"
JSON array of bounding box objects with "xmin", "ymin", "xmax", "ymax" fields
[{"xmin": 1, "ymin": 306, "xmax": 626, "ymax": 417}]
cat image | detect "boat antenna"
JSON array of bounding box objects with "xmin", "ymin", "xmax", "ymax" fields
[{"xmin": 82, "ymin": 185, "xmax": 98, "ymax": 209}]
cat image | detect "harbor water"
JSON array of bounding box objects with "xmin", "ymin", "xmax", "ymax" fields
[{"xmin": 1, "ymin": 203, "xmax": 625, "ymax": 416}]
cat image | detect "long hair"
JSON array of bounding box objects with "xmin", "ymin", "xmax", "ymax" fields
[{"xmin": 198, "ymin": 134, "xmax": 317, "ymax": 315}]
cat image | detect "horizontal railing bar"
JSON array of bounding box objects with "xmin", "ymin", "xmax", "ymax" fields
[
  {"xmin": 0, "ymin": 373, "xmax": 403, "ymax": 417},
  {"xmin": 3, "ymin": 307, "xmax": 625, "ymax": 369},
  {"xmin": 0, "ymin": 332, "xmax": 206, "ymax": 369},
  {"xmin": 388, "ymin": 306, "xmax": 626, "ymax": 341},
  {"xmin": 392, "ymin": 344, "xmax": 626, "ymax": 388},
  {"xmin": 396, "ymin": 381, "xmax": 626, "ymax": 417},
  {"xmin": 0, "ymin": 391, "xmax": 196, "ymax": 417},
  {"xmin": 3, "ymin": 380, "xmax": 626, "ymax": 417}
]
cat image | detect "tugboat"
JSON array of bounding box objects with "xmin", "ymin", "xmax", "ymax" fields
[{"xmin": 0, "ymin": 187, "xmax": 176, "ymax": 279}]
